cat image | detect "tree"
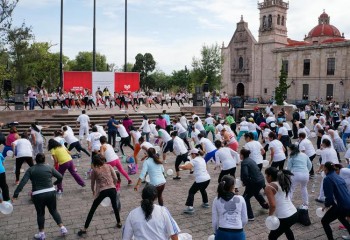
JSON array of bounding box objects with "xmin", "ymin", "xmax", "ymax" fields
[
  {"xmin": 0, "ymin": 0, "xmax": 19, "ymax": 38},
  {"xmin": 6, "ymin": 22, "xmax": 34, "ymax": 85},
  {"xmin": 191, "ymin": 43, "xmax": 222, "ymax": 91},
  {"xmin": 148, "ymin": 70, "xmax": 171, "ymax": 91},
  {"xmin": 131, "ymin": 53, "xmax": 156, "ymax": 90},
  {"xmin": 67, "ymin": 51, "xmax": 108, "ymax": 71},
  {"xmin": 275, "ymin": 67, "xmax": 290, "ymax": 105},
  {"xmin": 170, "ymin": 67, "xmax": 190, "ymax": 91}
]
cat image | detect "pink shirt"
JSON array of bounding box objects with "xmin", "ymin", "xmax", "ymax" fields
[
  {"xmin": 155, "ymin": 118, "xmax": 167, "ymax": 129},
  {"xmin": 122, "ymin": 118, "xmax": 133, "ymax": 134}
]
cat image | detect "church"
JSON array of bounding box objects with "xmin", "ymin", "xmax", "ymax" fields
[{"xmin": 221, "ymin": 0, "xmax": 349, "ymax": 103}]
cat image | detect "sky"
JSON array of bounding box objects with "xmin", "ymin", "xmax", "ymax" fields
[{"xmin": 11, "ymin": 0, "xmax": 350, "ymax": 74}]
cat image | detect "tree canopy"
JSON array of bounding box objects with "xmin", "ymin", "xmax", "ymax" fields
[{"xmin": 132, "ymin": 53, "xmax": 156, "ymax": 90}]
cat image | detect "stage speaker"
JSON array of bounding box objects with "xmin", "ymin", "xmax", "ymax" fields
[
  {"xmin": 230, "ymin": 96, "xmax": 244, "ymax": 108},
  {"xmin": 3, "ymin": 80, "xmax": 12, "ymax": 92},
  {"xmin": 195, "ymin": 86, "xmax": 202, "ymax": 94},
  {"xmin": 202, "ymin": 83, "xmax": 209, "ymax": 92},
  {"xmin": 193, "ymin": 93, "xmax": 203, "ymax": 106}
]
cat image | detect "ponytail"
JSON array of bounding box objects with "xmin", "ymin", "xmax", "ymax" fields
[
  {"xmin": 265, "ymin": 167, "xmax": 293, "ymax": 197},
  {"xmin": 277, "ymin": 170, "xmax": 293, "ymax": 197},
  {"xmin": 217, "ymin": 175, "xmax": 235, "ymax": 199},
  {"xmin": 141, "ymin": 185, "xmax": 158, "ymax": 221}
]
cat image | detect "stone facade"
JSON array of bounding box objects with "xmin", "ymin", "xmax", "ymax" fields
[{"xmin": 222, "ymin": 0, "xmax": 349, "ymax": 103}]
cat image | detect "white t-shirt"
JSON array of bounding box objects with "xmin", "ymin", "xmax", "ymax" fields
[
  {"xmin": 140, "ymin": 120, "xmax": 151, "ymax": 133},
  {"xmin": 269, "ymin": 139, "xmax": 286, "ymax": 162},
  {"xmin": 342, "ymin": 120, "xmax": 350, "ymax": 133},
  {"xmin": 200, "ymin": 138, "xmax": 216, "ymax": 153},
  {"xmin": 122, "ymin": 205, "xmax": 180, "ymax": 240},
  {"xmin": 216, "ymin": 124, "xmax": 224, "ymax": 133},
  {"xmin": 321, "ymin": 134, "xmax": 334, "ymax": 149},
  {"xmin": 239, "ymin": 121, "xmax": 249, "ymax": 132},
  {"xmin": 117, "ymin": 125, "xmax": 129, "ymax": 138},
  {"xmin": 158, "ymin": 129, "xmax": 171, "ymax": 143},
  {"xmin": 180, "ymin": 116, "xmax": 188, "ymax": 129},
  {"xmin": 283, "ymin": 122, "xmax": 292, "ymax": 131},
  {"xmin": 191, "ymin": 129, "xmax": 201, "ymax": 145},
  {"xmin": 215, "ymin": 147, "xmax": 239, "ymax": 170},
  {"xmin": 12, "ymin": 139, "xmax": 33, "ymax": 158},
  {"xmin": 96, "ymin": 125, "xmax": 107, "ymax": 137},
  {"xmin": 278, "ymin": 126, "xmax": 288, "ymax": 136},
  {"xmin": 205, "ymin": 117, "xmax": 215, "ymax": 125},
  {"xmin": 87, "ymin": 132, "xmax": 102, "ymax": 151},
  {"xmin": 76, "ymin": 114, "xmax": 90, "ymax": 126},
  {"xmin": 63, "ymin": 132, "xmax": 78, "ymax": 145},
  {"xmin": 149, "ymin": 123, "xmax": 158, "ymax": 137},
  {"xmin": 320, "ymin": 147, "xmax": 339, "ymax": 165},
  {"xmin": 175, "ymin": 122, "xmax": 186, "ymax": 134},
  {"xmin": 243, "ymin": 141, "xmax": 263, "ymax": 164},
  {"xmin": 195, "ymin": 121, "xmax": 205, "ymax": 131},
  {"xmin": 130, "ymin": 130, "xmax": 142, "ymax": 143},
  {"xmin": 140, "ymin": 141, "xmax": 153, "ymax": 154},
  {"xmin": 189, "ymin": 156, "xmax": 211, "ymax": 183},
  {"xmin": 298, "ymin": 138, "xmax": 316, "ymax": 157},
  {"xmin": 212, "ymin": 195, "xmax": 247, "ymax": 231},
  {"xmin": 173, "ymin": 136, "xmax": 188, "ymax": 156},
  {"xmin": 61, "ymin": 125, "xmax": 74, "ymax": 136},
  {"xmin": 300, "ymin": 111, "xmax": 306, "ymax": 120},
  {"xmin": 263, "ymin": 129, "xmax": 272, "ymax": 144},
  {"xmin": 54, "ymin": 136, "xmax": 66, "ymax": 148},
  {"xmin": 266, "ymin": 116, "xmax": 276, "ymax": 124}
]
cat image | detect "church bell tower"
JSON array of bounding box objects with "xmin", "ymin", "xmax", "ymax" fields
[{"xmin": 258, "ymin": 0, "xmax": 289, "ymax": 44}]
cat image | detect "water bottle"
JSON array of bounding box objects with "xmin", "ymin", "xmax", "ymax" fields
[
  {"xmin": 77, "ymin": 159, "xmax": 80, "ymax": 167},
  {"xmin": 311, "ymin": 183, "xmax": 315, "ymax": 193}
]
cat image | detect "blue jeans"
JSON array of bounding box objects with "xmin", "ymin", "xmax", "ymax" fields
[
  {"xmin": 215, "ymin": 229, "xmax": 245, "ymax": 240},
  {"xmin": 29, "ymin": 98, "xmax": 36, "ymax": 110},
  {"xmin": 342, "ymin": 132, "xmax": 350, "ymax": 146}
]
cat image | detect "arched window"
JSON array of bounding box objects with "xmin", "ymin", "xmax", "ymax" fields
[
  {"xmin": 277, "ymin": 15, "xmax": 281, "ymax": 25},
  {"xmin": 263, "ymin": 16, "xmax": 267, "ymax": 28},
  {"xmin": 239, "ymin": 57, "xmax": 244, "ymax": 70},
  {"xmin": 281, "ymin": 16, "xmax": 285, "ymax": 26},
  {"xmin": 268, "ymin": 14, "xmax": 272, "ymax": 28}
]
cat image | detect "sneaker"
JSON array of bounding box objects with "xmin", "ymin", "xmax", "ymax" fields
[
  {"xmin": 261, "ymin": 203, "xmax": 269, "ymax": 210},
  {"xmin": 183, "ymin": 207, "xmax": 194, "ymax": 214},
  {"xmin": 342, "ymin": 236, "xmax": 350, "ymax": 240},
  {"xmin": 173, "ymin": 176, "xmax": 181, "ymax": 180},
  {"xmin": 60, "ymin": 226, "xmax": 68, "ymax": 236},
  {"xmin": 202, "ymin": 203, "xmax": 210, "ymax": 208},
  {"xmin": 315, "ymin": 198, "xmax": 325, "ymax": 203},
  {"xmin": 248, "ymin": 218, "xmax": 255, "ymax": 221},
  {"xmin": 34, "ymin": 232, "xmax": 46, "ymax": 240},
  {"xmin": 128, "ymin": 180, "xmax": 132, "ymax": 185}
]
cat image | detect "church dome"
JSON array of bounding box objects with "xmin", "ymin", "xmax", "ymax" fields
[
  {"xmin": 307, "ymin": 24, "xmax": 341, "ymax": 38},
  {"xmin": 305, "ymin": 10, "xmax": 344, "ymax": 43}
]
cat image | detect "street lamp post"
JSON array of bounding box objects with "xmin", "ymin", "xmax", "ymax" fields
[
  {"xmin": 124, "ymin": 0, "xmax": 127, "ymax": 72},
  {"xmin": 93, "ymin": 0, "xmax": 96, "ymax": 71},
  {"xmin": 59, "ymin": 0, "xmax": 63, "ymax": 89}
]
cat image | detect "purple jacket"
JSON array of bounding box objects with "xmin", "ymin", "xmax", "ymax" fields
[{"xmin": 122, "ymin": 118, "xmax": 133, "ymax": 134}]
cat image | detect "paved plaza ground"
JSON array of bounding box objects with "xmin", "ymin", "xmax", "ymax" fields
[{"xmin": 0, "ymin": 104, "xmax": 348, "ymax": 240}]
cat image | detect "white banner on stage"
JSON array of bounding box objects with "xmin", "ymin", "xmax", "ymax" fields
[{"xmin": 92, "ymin": 72, "xmax": 114, "ymax": 97}]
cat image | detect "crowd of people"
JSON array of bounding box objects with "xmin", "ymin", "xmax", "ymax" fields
[
  {"xmin": 24, "ymin": 86, "xmax": 196, "ymax": 111},
  {"xmin": 2, "ymin": 101, "xmax": 350, "ymax": 239}
]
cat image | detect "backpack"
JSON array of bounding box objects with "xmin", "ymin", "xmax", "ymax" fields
[
  {"xmin": 297, "ymin": 208, "xmax": 311, "ymax": 226},
  {"xmin": 128, "ymin": 163, "xmax": 137, "ymax": 175},
  {"xmin": 126, "ymin": 156, "xmax": 135, "ymax": 164}
]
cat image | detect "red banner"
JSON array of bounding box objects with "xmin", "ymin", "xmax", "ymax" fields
[
  {"xmin": 115, "ymin": 72, "xmax": 140, "ymax": 92},
  {"xmin": 63, "ymin": 72, "xmax": 92, "ymax": 93}
]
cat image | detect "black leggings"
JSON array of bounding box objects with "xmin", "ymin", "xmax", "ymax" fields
[
  {"xmin": 268, "ymin": 212, "xmax": 298, "ymax": 240},
  {"xmin": 120, "ymin": 136, "xmax": 134, "ymax": 155},
  {"xmin": 321, "ymin": 205, "xmax": 350, "ymax": 240},
  {"xmin": 32, "ymin": 191, "xmax": 62, "ymax": 230},
  {"xmin": 108, "ymin": 131, "xmax": 117, "ymax": 148},
  {"xmin": 175, "ymin": 153, "xmax": 189, "ymax": 172},
  {"xmin": 0, "ymin": 173, "xmax": 10, "ymax": 201},
  {"xmin": 84, "ymin": 188, "xmax": 121, "ymax": 229},
  {"xmin": 185, "ymin": 180, "xmax": 210, "ymax": 207},
  {"xmin": 68, "ymin": 141, "xmax": 90, "ymax": 157},
  {"xmin": 16, "ymin": 156, "xmax": 34, "ymax": 181},
  {"xmin": 218, "ymin": 167, "xmax": 236, "ymax": 183},
  {"xmin": 271, "ymin": 160, "xmax": 285, "ymax": 171}
]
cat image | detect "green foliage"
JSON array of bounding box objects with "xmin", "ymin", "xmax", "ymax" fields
[
  {"xmin": 275, "ymin": 66, "xmax": 290, "ymax": 105},
  {"xmin": 67, "ymin": 51, "xmax": 108, "ymax": 71},
  {"xmin": 0, "ymin": 0, "xmax": 19, "ymax": 38},
  {"xmin": 191, "ymin": 43, "xmax": 222, "ymax": 91},
  {"xmin": 131, "ymin": 53, "xmax": 156, "ymax": 90}
]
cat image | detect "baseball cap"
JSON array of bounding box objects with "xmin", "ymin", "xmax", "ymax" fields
[{"xmin": 189, "ymin": 148, "xmax": 199, "ymax": 154}]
